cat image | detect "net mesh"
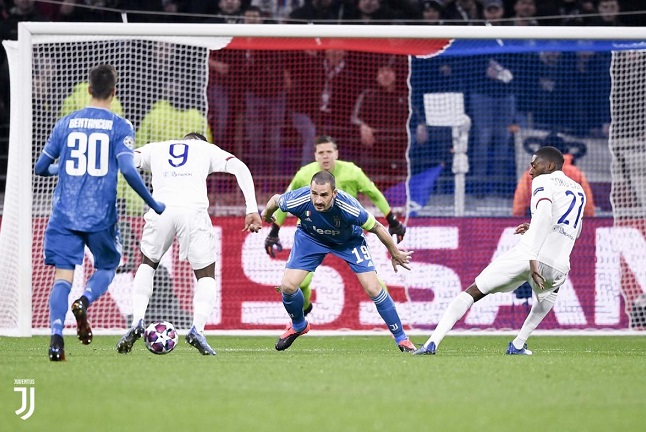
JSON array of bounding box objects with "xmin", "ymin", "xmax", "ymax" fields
[{"xmin": 1, "ymin": 29, "xmax": 645, "ymax": 334}]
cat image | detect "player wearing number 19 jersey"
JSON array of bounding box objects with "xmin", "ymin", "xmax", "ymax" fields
[
  {"xmin": 413, "ymin": 146, "xmax": 586, "ymax": 356},
  {"xmin": 261, "ymin": 171, "xmax": 416, "ymax": 352},
  {"xmin": 35, "ymin": 65, "xmax": 165, "ymax": 361}
]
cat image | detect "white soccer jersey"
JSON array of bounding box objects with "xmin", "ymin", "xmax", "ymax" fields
[
  {"xmin": 135, "ymin": 139, "xmax": 235, "ymax": 212},
  {"xmin": 518, "ymin": 170, "xmax": 586, "ymax": 274}
]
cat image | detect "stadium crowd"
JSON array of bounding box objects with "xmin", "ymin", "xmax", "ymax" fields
[{"xmin": 0, "ymin": 0, "xmax": 645, "ymax": 201}]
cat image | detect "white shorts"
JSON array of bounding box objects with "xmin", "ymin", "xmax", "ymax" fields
[
  {"xmin": 139, "ymin": 207, "xmax": 216, "ymax": 270},
  {"xmin": 474, "ymin": 247, "xmax": 567, "ymax": 301}
]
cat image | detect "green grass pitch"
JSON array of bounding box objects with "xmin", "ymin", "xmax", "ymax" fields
[{"xmin": 1, "ymin": 335, "xmax": 644, "ymax": 432}]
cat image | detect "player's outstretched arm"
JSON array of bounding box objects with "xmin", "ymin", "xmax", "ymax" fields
[
  {"xmin": 118, "ymin": 154, "xmax": 165, "ymax": 214},
  {"xmin": 369, "ymin": 220, "xmax": 413, "ymax": 272},
  {"xmin": 224, "ymin": 158, "xmax": 261, "ymax": 223}
]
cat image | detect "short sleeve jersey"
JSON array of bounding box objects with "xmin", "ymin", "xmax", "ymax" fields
[
  {"xmin": 43, "ymin": 107, "xmax": 134, "ymax": 232},
  {"xmin": 136, "ymin": 139, "xmax": 235, "ymax": 211},
  {"xmin": 519, "ymin": 170, "xmax": 586, "ymax": 273},
  {"xmin": 277, "ymin": 187, "xmax": 373, "ymax": 246}
]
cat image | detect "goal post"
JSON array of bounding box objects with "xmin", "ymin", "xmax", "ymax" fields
[{"xmin": 2, "ymin": 22, "xmax": 645, "ymax": 337}]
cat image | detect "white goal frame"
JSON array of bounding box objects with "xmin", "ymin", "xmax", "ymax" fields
[{"xmin": 2, "ymin": 22, "xmax": 645, "ymax": 336}]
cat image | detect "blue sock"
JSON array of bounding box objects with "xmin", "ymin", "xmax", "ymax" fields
[
  {"xmin": 84, "ymin": 269, "xmax": 115, "ymax": 306},
  {"xmin": 372, "ymin": 289, "xmax": 406, "ymax": 343},
  {"xmin": 282, "ymin": 288, "xmax": 307, "ymax": 332},
  {"xmin": 49, "ymin": 280, "xmax": 72, "ymax": 336}
]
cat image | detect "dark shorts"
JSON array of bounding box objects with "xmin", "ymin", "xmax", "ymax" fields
[
  {"xmin": 44, "ymin": 223, "xmax": 122, "ymax": 270},
  {"xmin": 286, "ymin": 229, "xmax": 376, "ymax": 274}
]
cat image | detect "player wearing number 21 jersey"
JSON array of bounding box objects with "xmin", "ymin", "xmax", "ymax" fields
[
  {"xmin": 413, "ymin": 146, "xmax": 586, "ymax": 356},
  {"xmin": 35, "ymin": 64, "xmax": 165, "ymax": 362}
]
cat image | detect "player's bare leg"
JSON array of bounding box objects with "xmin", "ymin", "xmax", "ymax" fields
[{"xmin": 413, "ymin": 284, "xmax": 485, "ymax": 355}]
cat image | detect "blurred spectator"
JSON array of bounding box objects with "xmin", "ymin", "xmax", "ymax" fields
[
  {"xmin": 409, "ymin": 54, "xmax": 464, "ymax": 178},
  {"xmin": 511, "ymin": 0, "xmax": 538, "ymax": 26},
  {"xmin": 316, "ymin": 49, "xmax": 362, "ymax": 156},
  {"xmin": 285, "ymin": 50, "xmax": 322, "ymax": 165},
  {"xmin": 516, "ymin": 51, "xmax": 575, "ymax": 131},
  {"xmin": 468, "ymin": 53, "xmax": 517, "ymax": 195},
  {"xmin": 351, "ymin": 58, "xmax": 411, "ymax": 179},
  {"xmin": 539, "ymin": 0, "xmax": 588, "ymax": 26},
  {"xmin": 207, "ymin": 48, "xmax": 246, "ymax": 151},
  {"xmin": 240, "ymin": 10, "xmax": 287, "ymax": 171},
  {"xmin": 288, "ymin": 0, "xmax": 345, "ymax": 23},
  {"xmin": 513, "ymin": 132, "xmax": 595, "ymax": 217},
  {"xmin": 588, "ymin": 0, "xmax": 623, "ymax": 26},
  {"xmin": 419, "ymin": 0, "xmax": 444, "ymax": 24},
  {"xmin": 443, "ymin": 0, "xmax": 481, "ymax": 24},
  {"xmin": 203, "ymin": 0, "xmax": 245, "ymax": 23},
  {"xmin": 60, "ymin": 0, "xmax": 124, "ymax": 22},
  {"xmin": 2, "ymin": 0, "xmax": 48, "ymax": 41},
  {"xmin": 482, "ymin": 0, "xmax": 506, "ymax": 24},
  {"xmin": 250, "ymin": 0, "xmax": 305, "ymax": 22},
  {"xmin": 342, "ymin": 0, "xmax": 399, "ymax": 23}
]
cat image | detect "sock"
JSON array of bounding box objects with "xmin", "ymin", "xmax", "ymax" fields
[
  {"xmin": 512, "ymin": 291, "xmax": 557, "ymax": 349},
  {"xmin": 282, "ymin": 288, "xmax": 306, "ymax": 331},
  {"xmin": 49, "ymin": 280, "xmax": 72, "ymax": 336},
  {"xmin": 301, "ymin": 272, "xmax": 313, "ymax": 311},
  {"xmin": 427, "ymin": 291, "xmax": 474, "ymax": 349},
  {"xmin": 192, "ymin": 277, "xmax": 216, "ymax": 333},
  {"xmin": 131, "ymin": 264, "xmax": 155, "ymax": 327},
  {"xmin": 372, "ymin": 288, "xmax": 406, "ymax": 343},
  {"xmin": 84, "ymin": 268, "xmax": 116, "ymax": 306}
]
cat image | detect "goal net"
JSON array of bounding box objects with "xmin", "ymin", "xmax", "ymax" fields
[{"xmin": 1, "ymin": 23, "xmax": 645, "ymax": 336}]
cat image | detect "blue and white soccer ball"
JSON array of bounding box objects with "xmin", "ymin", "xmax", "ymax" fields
[{"xmin": 144, "ymin": 321, "xmax": 178, "ymax": 355}]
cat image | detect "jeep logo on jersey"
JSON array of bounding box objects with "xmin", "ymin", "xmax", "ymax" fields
[{"xmin": 312, "ymin": 226, "xmax": 341, "ymax": 236}]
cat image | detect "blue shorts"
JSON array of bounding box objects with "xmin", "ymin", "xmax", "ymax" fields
[
  {"xmin": 44, "ymin": 223, "xmax": 122, "ymax": 270},
  {"xmin": 286, "ymin": 229, "xmax": 376, "ymax": 274}
]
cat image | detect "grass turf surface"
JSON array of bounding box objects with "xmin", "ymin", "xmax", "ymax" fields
[{"xmin": 1, "ymin": 335, "xmax": 644, "ymax": 432}]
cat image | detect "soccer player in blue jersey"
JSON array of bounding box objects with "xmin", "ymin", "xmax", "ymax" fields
[
  {"xmin": 261, "ymin": 170, "xmax": 416, "ymax": 352},
  {"xmin": 34, "ymin": 64, "xmax": 165, "ymax": 361}
]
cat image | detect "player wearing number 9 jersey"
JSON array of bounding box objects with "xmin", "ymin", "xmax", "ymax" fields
[
  {"xmin": 115, "ymin": 133, "xmax": 262, "ymax": 356},
  {"xmin": 34, "ymin": 64, "xmax": 165, "ymax": 361},
  {"xmin": 413, "ymin": 146, "xmax": 586, "ymax": 356}
]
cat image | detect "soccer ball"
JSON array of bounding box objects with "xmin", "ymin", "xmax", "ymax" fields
[{"xmin": 143, "ymin": 321, "xmax": 178, "ymax": 355}]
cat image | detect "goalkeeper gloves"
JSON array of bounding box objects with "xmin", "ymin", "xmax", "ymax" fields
[
  {"xmin": 386, "ymin": 212, "xmax": 406, "ymax": 243},
  {"xmin": 264, "ymin": 223, "xmax": 283, "ymax": 257}
]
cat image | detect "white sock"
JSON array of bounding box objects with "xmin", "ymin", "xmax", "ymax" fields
[
  {"xmin": 131, "ymin": 264, "xmax": 155, "ymax": 327},
  {"xmin": 192, "ymin": 277, "xmax": 216, "ymax": 333},
  {"xmin": 512, "ymin": 291, "xmax": 557, "ymax": 349},
  {"xmin": 427, "ymin": 291, "xmax": 474, "ymax": 349}
]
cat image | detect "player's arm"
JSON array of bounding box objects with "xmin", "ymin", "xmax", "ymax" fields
[
  {"xmin": 224, "ymin": 157, "xmax": 261, "ymax": 233},
  {"xmin": 363, "ymin": 215, "xmax": 413, "ymax": 272},
  {"xmin": 261, "ymin": 194, "xmax": 282, "ymax": 223},
  {"xmin": 355, "ymin": 167, "xmax": 406, "ymax": 242},
  {"xmin": 264, "ymin": 170, "xmax": 308, "ymax": 257},
  {"xmin": 523, "ymin": 192, "xmax": 553, "ymax": 290},
  {"xmin": 118, "ymin": 153, "xmax": 165, "ymax": 214},
  {"xmin": 34, "ymin": 152, "xmax": 59, "ymax": 176}
]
